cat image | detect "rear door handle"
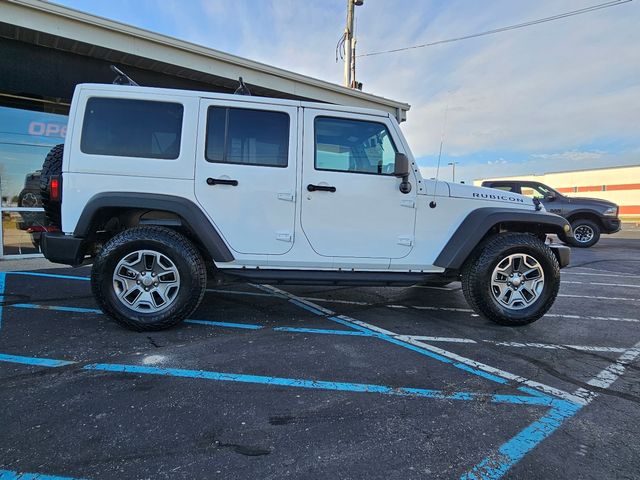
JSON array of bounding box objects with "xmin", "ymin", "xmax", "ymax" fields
[
  {"xmin": 307, "ymin": 184, "xmax": 336, "ymax": 192},
  {"xmin": 207, "ymin": 177, "xmax": 238, "ymax": 186}
]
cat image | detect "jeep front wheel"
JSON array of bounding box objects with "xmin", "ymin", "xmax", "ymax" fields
[
  {"xmin": 461, "ymin": 233, "xmax": 560, "ymax": 326},
  {"xmin": 91, "ymin": 226, "xmax": 207, "ymax": 331}
]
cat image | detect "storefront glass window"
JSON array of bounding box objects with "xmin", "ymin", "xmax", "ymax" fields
[
  {"xmin": 0, "ymin": 105, "xmax": 68, "ymax": 256},
  {"xmin": 0, "ymin": 106, "xmax": 68, "ymax": 207}
]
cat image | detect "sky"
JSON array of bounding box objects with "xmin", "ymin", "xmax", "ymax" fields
[{"xmin": 51, "ymin": 0, "xmax": 640, "ymax": 183}]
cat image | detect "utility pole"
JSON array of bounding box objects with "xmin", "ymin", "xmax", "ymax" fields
[
  {"xmin": 448, "ymin": 161, "xmax": 458, "ymax": 183},
  {"xmin": 343, "ymin": 0, "xmax": 363, "ymax": 89}
]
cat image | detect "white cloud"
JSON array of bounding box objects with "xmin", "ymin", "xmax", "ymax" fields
[
  {"xmin": 356, "ymin": 1, "xmax": 640, "ymax": 158},
  {"xmin": 531, "ymin": 150, "xmax": 605, "ymax": 162}
]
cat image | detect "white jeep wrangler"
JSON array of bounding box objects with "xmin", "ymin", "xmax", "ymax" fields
[{"xmin": 39, "ymin": 83, "xmax": 571, "ymax": 331}]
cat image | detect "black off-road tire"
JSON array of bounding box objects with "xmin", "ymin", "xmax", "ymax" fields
[
  {"xmin": 91, "ymin": 226, "xmax": 207, "ymax": 331},
  {"xmin": 40, "ymin": 143, "xmax": 64, "ymax": 229},
  {"xmin": 564, "ymin": 219, "xmax": 600, "ymax": 248},
  {"xmin": 461, "ymin": 233, "xmax": 560, "ymax": 326}
]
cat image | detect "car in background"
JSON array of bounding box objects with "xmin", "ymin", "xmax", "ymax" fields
[
  {"xmin": 17, "ymin": 170, "xmax": 57, "ymax": 249},
  {"xmin": 481, "ymin": 180, "xmax": 621, "ymax": 247}
]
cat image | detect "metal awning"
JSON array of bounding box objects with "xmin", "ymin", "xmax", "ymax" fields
[{"xmin": 0, "ymin": 0, "xmax": 410, "ymax": 121}]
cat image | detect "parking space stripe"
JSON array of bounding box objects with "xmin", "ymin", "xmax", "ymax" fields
[
  {"xmin": 406, "ymin": 336, "xmax": 627, "ymax": 353},
  {"xmin": 394, "ymin": 336, "xmax": 587, "ymax": 405},
  {"xmin": 7, "ymin": 272, "xmax": 90, "ymax": 281},
  {"xmin": 11, "ymin": 304, "xmax": 102, "ymax": 314},
  {"xmin": 564, "ymin": 268, "xmax": 638, "ymax": 278},
  {"xmin": 464, "ymin": 340, "xmax": 640, "ymax": 479},
  {"xmin": 488, "ymin": 341, "xmax": 626, "ymax": 353},
  {"xmin": 83, "ymin": 362, "xmax": 563, "ymax": 407},
  {"xmin": 0, "ymin": 468, "xmax": 84, "ymax": 479},
  {"xmin": 273, "ymin": 327, "xmax": 371, "ymax": 336},
  {"xmin": 544, "ymin": 313, "xmax": 639, "ymax": 323},
  {"xmin": 184, "ymin": 319, "xmax": 263, "ymax": 329},
  {"xmin": 563, "ymin": 271, "xmax": 638, "ymax": 279},
  {"xmin": 206, "ymin": 288, "xmax": 279, "ymax": 298},
  {"xmin": 558, "ymin": 293, "xmax": 639, "ymax": 302},
  {"xmin": 572, "ymin": 340, "xmax": 640, "ymax": 403},
  {"xmin": 0, "ymin": 353, "xmax": 75, "ymax": 367},
  {"xmin": 562, "ymin": 280, "xmax": 640, "ymax": 288},
  {"xmin": 408, "ymin": 336, "xmax": 478, "ymax": 344},
  {"xmin": 461, "ymin": 401, "xmax": 582, "ymax": 480}
]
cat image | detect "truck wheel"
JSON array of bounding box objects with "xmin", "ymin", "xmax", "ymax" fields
[
  {"xmin": 565, "ymin": 219, "xmax": 600, "ymax": 248},
  {"xmin": 91, "ymin": 226, "xmax": 207, "ymax": 331},
  {"xmin": 461, "ymin": 233, "xmax": 560, "ymax": 326}
]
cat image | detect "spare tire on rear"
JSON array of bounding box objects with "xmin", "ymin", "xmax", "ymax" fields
[{"xmin": 40, "ymin": 143, "xmax": 64, "ymax": 229}]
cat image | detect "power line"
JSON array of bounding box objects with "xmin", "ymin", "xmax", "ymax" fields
[{"xmin": 357, "ymin": 0, "xmax": 633, "ymax": 58}]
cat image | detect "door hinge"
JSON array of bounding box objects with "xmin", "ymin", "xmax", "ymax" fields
[
  {"xmin": 276, "ymin": 231, "xmax": 293, "ymax": 243},
  {"xmin": 400, "ymin": 200, "xmax": 415, "ymax": 208},
  {"xmin": 277, "ymin": 192, "xmax": 295, "ymax": 202},
  {"xmin": 397, "ymin": 236, "xmax": 414, "ymax": 246}
]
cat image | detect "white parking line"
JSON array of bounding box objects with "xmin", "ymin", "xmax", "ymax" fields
[
  {"xmin": 407, "ymin": 336, "xmax": 477, "ymax": 344},
  {"xmin": 301, "ymin": 296, "xmax": 639, "ymax": 322},
  {"xmin": 544, "ymin": 313, "xmax": 639, "ymax": 323},
  {"xmin": 558, "ymin": 293, "xmax": 640, "ymax": 302},
  {"xmin": 572, "ymin": 340, "xmax": 640, "ymax": 403},
  {"xmin": 392, "ymin": 335, "xmax": 589, "ymax": 405},
  {"xmin": 562, "ymin": 280, "xmax": 640, "ymax": 289},
  {"xmin": 410, "ymin": 285, "xmax": 457, "ymax": 291},
  {"xmin": 563, "ymin": 270, "xmax": 639, "ymax": 279},
  {"xmin": 403, "ymin": 336, "xmax": 627, "ymax": 353}
]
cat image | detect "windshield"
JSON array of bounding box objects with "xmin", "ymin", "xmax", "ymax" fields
[{"xmin": 521, "ymin": 183, "xmax": 561, "ymax": 199}]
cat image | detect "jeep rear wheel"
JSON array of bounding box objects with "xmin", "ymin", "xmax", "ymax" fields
[
  {"xmin": 461, "ymin": 233, "xmax": 560, "ymax": 326},
  {"xmin": 91, "ymin": 226, "xmax": 206, "ymax": 331}
]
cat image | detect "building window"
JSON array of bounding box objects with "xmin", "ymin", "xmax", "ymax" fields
[
  {"xmin": 0, "ymin": 105, "xmax": 68, "ymax": 256},
  {"xmin": 314, "ymin": 117, "xmax": 397, "ymax": 175},
  {"xmin": 205, "ymin": 107, "xmax": 289, "ymax": 167},
  {"xmin": 81, "ymin": 98, "xmax": 184, "ymax": 159}
]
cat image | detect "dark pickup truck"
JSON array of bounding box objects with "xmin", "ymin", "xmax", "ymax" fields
[{"xmin": 481, "ymin": 180, "xmax": 621, "ymax": 247}]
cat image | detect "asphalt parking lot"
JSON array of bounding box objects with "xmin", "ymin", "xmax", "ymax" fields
[{"xmin": 1, "ymin": 235, "xmax": 639, "ymax": 480}]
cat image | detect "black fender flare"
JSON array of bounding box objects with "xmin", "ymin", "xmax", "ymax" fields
[
  {"xmin": 434, "ymin": 207, "xmax": 570, "ymax": 270},
  {"xmin": 74, "ymin": 192, "xmax": 234, "ymax": 262},
  {"xmin": 565, "ymin": 209, "xmax": 605, "ymax": 223}
]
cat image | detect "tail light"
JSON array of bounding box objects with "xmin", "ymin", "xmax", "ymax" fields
[{"xmin": 50, "ymin": 176, "xmax": 61, "ymax": 201}]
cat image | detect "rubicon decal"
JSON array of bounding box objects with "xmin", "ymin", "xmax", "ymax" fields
[{"xmin": 473, "ymin": 192, "xmax": 525, "ymax": 203}]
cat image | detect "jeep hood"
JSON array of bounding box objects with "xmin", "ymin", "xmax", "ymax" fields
[{"xmin": 447, "ymin": 182, "xmax": 535, "ymax": 208}]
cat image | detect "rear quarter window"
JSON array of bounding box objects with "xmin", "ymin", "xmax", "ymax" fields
[{"xmin": 80, "ymin": 98, "xmax": 184, "ymax": 159}]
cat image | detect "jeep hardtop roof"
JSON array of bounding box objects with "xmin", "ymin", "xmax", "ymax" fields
[{"xmin": 74, "ymin": 83, "xmax": 394, "ymax": 120}]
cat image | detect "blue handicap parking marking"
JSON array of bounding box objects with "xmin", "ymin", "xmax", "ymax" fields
[
  {"xmin": 0, "ymin": 468, "xmax": 85, "ymax": 479},
  {"xmin": 0, "ymin": 352, "xmax": 75, "ymax": 367},
  {"xmin": 0, "ymin": 271, "xmax": 588, "ymax": 480}
]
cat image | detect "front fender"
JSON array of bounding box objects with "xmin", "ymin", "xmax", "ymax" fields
[{"xmin": 434, "ymin": 207, "xmax": 570, "ymax": 270}]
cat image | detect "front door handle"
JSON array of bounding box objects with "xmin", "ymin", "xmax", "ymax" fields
[
  {"xmin": 307, "ymin": 184, "xmax": 336, "ymax": 193},
  {"xmin": 207, "ymin": 177, "xmax": 238, "ymax": 186}
]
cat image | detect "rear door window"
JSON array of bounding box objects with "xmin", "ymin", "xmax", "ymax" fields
[
  {"xmin": 81, "ymin": 98, "xmax": 184, "ymax": 159},
  {"xmin": 205, "ymin": 107, "xmax": 289, "ymax": 167}
]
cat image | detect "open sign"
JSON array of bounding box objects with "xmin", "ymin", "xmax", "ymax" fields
[{"xmin": 28, "ymin": 121, "xmax": 67, "ymax": 138}]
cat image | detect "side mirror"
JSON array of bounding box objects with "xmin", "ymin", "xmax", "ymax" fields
[
  {"xmin": 394, "ymin": 153, "xmax": 412, "ymax": 194},
  {"xmin": 544, "ymin": 193, "xmax": 557, "ymax": 201},
  {"xmin": 394, "ymin": 153, "xmax": 409, "ymax": 177}
]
